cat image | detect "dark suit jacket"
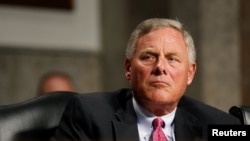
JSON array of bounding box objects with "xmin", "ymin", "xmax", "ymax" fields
[{"xmin": 52, "ymin": 88, "xmax": 240, "ymax": 141}]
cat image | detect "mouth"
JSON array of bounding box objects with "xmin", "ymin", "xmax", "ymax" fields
[{"xmin": 150, "ymin": 81, "xmax": 169, "ymax": 87}]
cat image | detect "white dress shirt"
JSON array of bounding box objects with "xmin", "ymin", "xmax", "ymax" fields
[{"xmin": 132, "ymin": 97, "xmax": 176, "ymax": 141}]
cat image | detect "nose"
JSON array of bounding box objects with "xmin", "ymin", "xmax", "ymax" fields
[{"xmin": 152, "ymin": 57, "xmax": 167, "ymax": 75}]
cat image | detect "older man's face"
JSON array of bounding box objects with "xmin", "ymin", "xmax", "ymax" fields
[{"xmin": 125, "ymin": 27, "xmax": 196, "ymax": 113}]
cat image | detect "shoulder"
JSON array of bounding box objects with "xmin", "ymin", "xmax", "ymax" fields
[
  {"xmin": 178, "ymin": 95, "xmax": 240, "ymax": 124},
  {"xmin": 62, "ymin": 88, "xmax": 133, "ymax": 124},
  {"xmin": 76, "ymin": 88, "xmax": 132, "ymax": 102},
  {"xmin": 67, "ymin": 88, "xmax": 132, "ymax": 110},
  {"xmin": 178, "ymin": 95, "xmax": 226, "ymax": 114}
]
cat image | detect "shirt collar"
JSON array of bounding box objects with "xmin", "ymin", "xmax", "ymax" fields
[{"xmin": 132, "ymin": 97, "xmax": 176, "ymax": 128}]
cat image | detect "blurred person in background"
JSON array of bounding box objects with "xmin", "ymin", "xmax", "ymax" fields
[{"xmin": 37, "ymin": 71, "xmax": 74, "ymax": 95}]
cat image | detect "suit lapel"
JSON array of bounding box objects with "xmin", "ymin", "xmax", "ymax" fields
[
  {"xmin": 110, "ymin": 92, "xmax": 205, "ymax": 141},
  {"xmin": 112, "ymin": 94, "xmax": 139, "ymax": 141},
  {"xmin": 112, "ymin": 120, "xmax": 139, "ymax": 141},
  {"xmin": 174, "ymin": 107, "xmax": 204, "ymax": 141}
]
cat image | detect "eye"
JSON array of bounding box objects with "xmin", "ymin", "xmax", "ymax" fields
[
  {"xmin": 141, "ymin": 54, "xmax": 153, "ymax": 60},
  {"xmin": 140, "ymin": 54, "xmax": 156, "ymax": 64},
  {"xmin": 168, "ymin": 57, "xmax": 175, "ymax": 61},
  {"xmin": 167, "ymin": 55, "xmax": 179, "ymax": 63}
]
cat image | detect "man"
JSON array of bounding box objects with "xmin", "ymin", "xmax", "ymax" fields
[
  {"xmin": 37, "ymin": 71, "xmax": 74, "ymax": 95},
  {"xmin": 52, "ymin": 18, "xmax": 240, "ymax": 141}
]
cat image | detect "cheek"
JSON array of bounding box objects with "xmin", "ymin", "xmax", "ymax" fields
[
  {"xmin": 131, "ymin": 66, "xmax": 151, "ymax": 80},
  {"xmin": 171, "ymin": 68, "xmax": 189, "ymax": 86}
]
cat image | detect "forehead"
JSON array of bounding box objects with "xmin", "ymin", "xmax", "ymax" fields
[
  {"xmin": 143, "ymin": 27, "xmax": 183, "ymax": 40},
  {"xmin": 136, "ymin": 27, "xmax": 186, "ymax": 51}
]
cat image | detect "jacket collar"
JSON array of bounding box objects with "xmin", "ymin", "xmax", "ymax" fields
[
  {"xmin": 112, "ymin": 91, "xmax": 139, "ymax": 141},
  {"xmin": 174, "ymin": 96, "xmax": 205, "ymax": 141},
  {"xmin": 111, "ymin": 91, "xmax": 203, "ymax": 141}
]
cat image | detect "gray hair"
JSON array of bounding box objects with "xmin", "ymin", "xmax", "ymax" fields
[{"xmin": 125, "ymin": 18, "xmax": 196, "ymax": 63}]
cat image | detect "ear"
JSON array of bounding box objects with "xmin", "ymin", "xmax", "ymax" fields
[
  {"xmin": 125, "ymin": 58, "xmax": 132, "ymax": 80},
  {"xmin": 187, "ymin": 63, "xmax": 197, "ymax": 85}
]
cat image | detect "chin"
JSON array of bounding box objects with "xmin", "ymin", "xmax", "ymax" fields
[
  {"xmin": 151, "ymin": 93, "xmax": 168, "ymax": 101},
  {"xmin": 150, "ymin": 88, "xmax": 173, "ymax": 100}
]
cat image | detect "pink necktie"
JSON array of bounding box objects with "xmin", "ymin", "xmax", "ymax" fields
[{"xmin": 151, "ymin": 118, "xmax": 168, "ymax": 141}]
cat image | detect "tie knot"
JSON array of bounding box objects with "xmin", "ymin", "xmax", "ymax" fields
[{"xmin": 152, "ymin": 118, "xmax": 165, "ymax": 129}]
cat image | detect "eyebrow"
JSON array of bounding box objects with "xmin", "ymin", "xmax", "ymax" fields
[
  {"xmin": 140, "ymin": 47, "xmax": 181, "ymax": 56},
  {"xmin": 140, "ymin": 48, "xmax": 156, "ymax": 54}
]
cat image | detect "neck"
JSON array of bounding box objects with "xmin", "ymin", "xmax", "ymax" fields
[{"xmin": 139, "ymin": 100, "xmax": 177, "ymax": 116}]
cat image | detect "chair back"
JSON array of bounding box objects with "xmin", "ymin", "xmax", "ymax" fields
[
  {"xmin": 229, "ymin": 105, "xmax": 250, "ymax": 125},
  {"xmin": 0, "ymin": 91, "xmax": 77, "ymax": 141}
]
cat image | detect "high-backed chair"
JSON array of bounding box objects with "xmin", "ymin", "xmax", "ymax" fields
[
  {"xmin": 229, "ymin": 105, "xmax": 250, "ymax": 125},
  {"xmin": 0, "ymin": 91, "xmax": 77, "ymax": 141}
]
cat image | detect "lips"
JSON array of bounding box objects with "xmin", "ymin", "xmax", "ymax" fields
[{"xmin": 150, "ymin": 81, "xmax": 170, "ymax": 87}]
